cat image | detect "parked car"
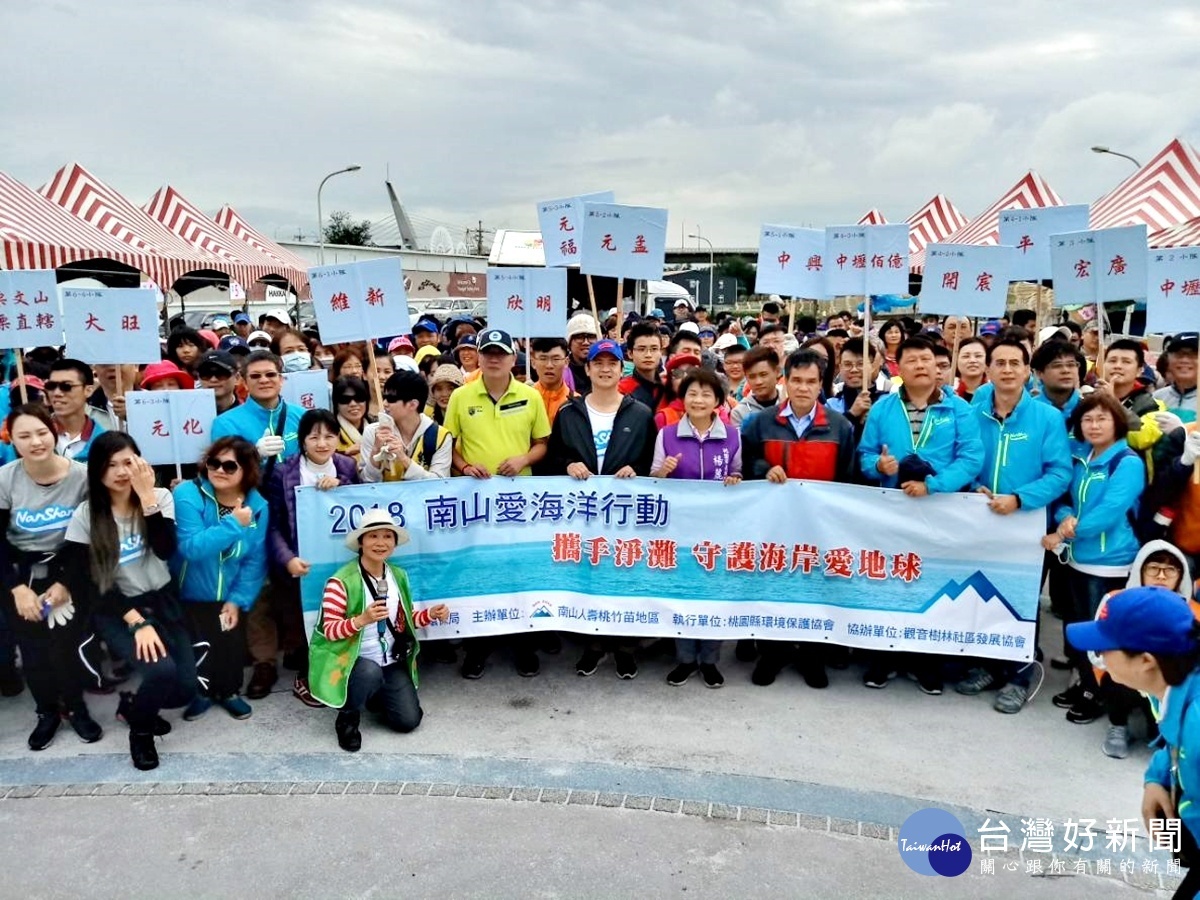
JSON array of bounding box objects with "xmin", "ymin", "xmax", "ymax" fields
[{"xmin": 424, "ymin": 297, "xmax": 486, "ymax": 321}]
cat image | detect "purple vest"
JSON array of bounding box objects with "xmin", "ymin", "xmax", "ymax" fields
[{"xmin": 660, "ymin": 417, "xmax": 740, "ymax": 482}]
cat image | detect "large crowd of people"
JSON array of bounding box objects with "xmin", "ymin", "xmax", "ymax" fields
[{"xmin": 1, "ymin": 299, "xmax": 1199, "ymax": 800}]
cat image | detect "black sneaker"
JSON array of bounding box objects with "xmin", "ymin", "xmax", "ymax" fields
[
  {"xmin": 1052, "ymin": 683, "xmax": 1085, "ymax": 709},
  {"xmin": 613, "ymin": 651, "xmax": 638, "ymax": 680},
  {"xmin": 538, "ymin": 632, "xmax": 562, "ymax": 655},
  {"xmin": 245, "ymin": 662, "xmax": 277, "ymax": 700},
  {"xmin": 28, "ymin": 713, "xmax": 59, "ymax": 751},
  {"xmin": 281, "ymin": 648, "xmax": 306, "ymax": 672},
  {"xmin": 799, "ymin": 661, "xmax": 829, "ymax": 689},
  {"xmin": 751, "ymin": 662, "xmax": 780, "ymax": 686},
  {"xmin": 575, "ymin": 648, "xmax": 604, "ymax": 677},
  {"xmin": 863, "ymin": 667, "xmax": 895, "ymax": 689},
  {"xmin": 515, "ymin": 652, "xmax": 540, "ymax": 678},
  {"xmin": 699, "ymin": 664, "xmax": 724, "ymax": 689},
  {"xmin": 0, "ymin": 664, "xmax": 24, "ymax": 697},
  {"xmin": 825, "ymin": 646, "xmax": 852, "ymax": 670},
  {"xmin": 116, "ymin": 691, "xmax": 171, "ymax": 736},
  {"xmin": 667, "ymin": 663, "xmax": 698, "ymax": 686},
  {"xmin": 67, "ymin": 707, "xmax": 102, "ymax": 743},
  {"xmin": 335, "ymin": 711, "xmax": 362, "ymax": 752},
  {"xmin": 735, "ymin": 639, "xmax": 758, "ymax": 662},
  {"xmin": 909, "ymin": 670, "xmax": 943, "ymax": 696},
  {"xmin": 129, "ymin": 731, "xmax": 158, "ymax": 771},
  {"xmin": 1066, "ymin": 691, "xmax": 1105, "ymax": 724},
  {"xmin": 461, "ymin": 655, "xmax": 486, "ymax": 680}
]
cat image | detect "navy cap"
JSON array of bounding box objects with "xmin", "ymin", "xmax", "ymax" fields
[
  {"xmin": 198, "ymin": 350, "xmax": 238, "ymax": 376},
  {"xmin": 980, "ymin": 320, "xmax": 1003, "ymax": 336},
  {"xmin": 1066, "ymin": 586, "xmax": 1198, "ymax": 656},
  {"xmin": 587, "ymin": 339, "xmax": 624, "ymax": 362},
  {"xmin": 453, "ymin": 334, "xmax": 478, "ymax": 353},
  {"xmin": 218, "ymin": 335, "xmax": 250, "ymax": 355},
  {"xmin": 478, "ymin": 329, "xmax": 515, "ymax": 354}
]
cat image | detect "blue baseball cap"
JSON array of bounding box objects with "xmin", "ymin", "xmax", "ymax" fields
[
  {"xmin": 648, "ymin": 309, "xmax": 666, "ymax": 319},
  {"xmin": 980, "ymin": 320, "xmax": 1003, "ymax": 336},
  {"xmin": 233, "ymin": 312, "xmax": 251, "ymax": 325},
  {"xmin": 413, "ymin": 319, "xmax": 439, "ymax": 334},
  {"xmin": 1066, "ymin": 586, "xmax": 1198, "ymax": 656},
  {"xmin": 218, "ymin": 335, "xmax": 250, "ymax": 355},
  {"xmin": 587, "ymin": 339, "xmax": 624, "ymax": 362}
]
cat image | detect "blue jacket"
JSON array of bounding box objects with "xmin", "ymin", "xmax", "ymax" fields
[
  {"xmin": 858, "ymin": 387, "xmax": 984, "ymax": 492},
  {"xmin": 1146, "ymin": 668, "xmax": 1200, "ymax": 840},
  {"xmin": 1052, "ymin": 440, "xmax": 1144, "ymax": 567},
  {"xmin": 170, "ymin": 478, "xmax": 269, "ymax": 610},
  {"xmin": 211, "ymin": 397, "xmax": 302, "ymax": 462},
  {"xmin": 971, "ymin": 390, "xmax": 1072, "ymax": 511}
]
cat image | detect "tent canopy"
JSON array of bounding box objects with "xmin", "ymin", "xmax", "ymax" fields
[{"xmin": 1090, "ymin": 137, "xmax": 1200, "ymax": 234}]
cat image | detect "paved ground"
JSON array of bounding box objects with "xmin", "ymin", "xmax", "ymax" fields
[{"xmin": 0, "ymin": 615, "xmax": 1184, "ymax": 897}]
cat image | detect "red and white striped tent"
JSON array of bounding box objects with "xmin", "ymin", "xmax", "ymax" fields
[
  {"xmin": 904, "ymin": 194, "xmax": 970, "ymax": 257},
  {"xmin": 910, "ymin": 172, "xmax": 1063, "ymax": 274},
  {"xmin": 1090, "ymin": 138, "xmax": 1200, "ymax": 233},
  {"xmin": 856, "ymin": 208, "xmax": 888, "ymax": 226},
  {"xmin": 0, "ymin": 171, "xmax": 155, "ymax": 276},
  {"xmin": 1150, "ymin": 217, "xmax": 1200, "ymax": 248},
  {"xmin": 144, "ymin": 185, "xmax": 308, "ymax": 291},
  {"xmin": 41, "ymin": 163, "xmax": 257, "ymax": 294},
  {"xmin": 214, "ymin": 204, "xmax": 313, "ymax": 284}
]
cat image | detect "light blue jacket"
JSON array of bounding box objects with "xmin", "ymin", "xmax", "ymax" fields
[
  {"xmin": 1146, "ymin": 668, "xmax": 1200, "ymax": 840},
  {"xmin": 974, "ymin": 382, "xmax": 1081, "ymax": 430},
  {"xmin": 170, "ymin": 478, "xmax": 269, "ymax": 610},
  {"xmin": 211, "ymin": 397, "xmax": 302, "ymax": 462},
  {"xmin": 971, "ymin": 390, "xmax": 1072, "ymax": 511},
  {"xmin": 858, "ymin": 388, "xmax": 984, "ymax": 492},
  {"xmin": 1052, "ymin": 440, "xmax": 1144, "ymax": 567}
]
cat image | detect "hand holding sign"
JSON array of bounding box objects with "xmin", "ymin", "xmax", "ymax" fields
[{"xmin": 125, "ymin": 389, "xmax": 217, "ymax": 466}]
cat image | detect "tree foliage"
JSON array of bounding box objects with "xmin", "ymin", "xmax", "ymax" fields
[{"xmin": 323, "ymin": 210, "xmax": 373, "ymax": 246}]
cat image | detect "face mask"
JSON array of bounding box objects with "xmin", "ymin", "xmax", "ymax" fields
[
  {"xmin": 316, "ymin": 355, "xmax": 334, "ymax": 369},
  {"xmin": 282, "ymin": 351, "xmax": 311, "ymax": 372}
]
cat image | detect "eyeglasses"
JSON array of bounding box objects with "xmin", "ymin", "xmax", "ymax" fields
[
  {"xmin": 44, "ymin": 381, "xmax": 83, "ymax": 393},
  {"xmin": 535, "ymin": 354, "xmax": 568, "ymax": 365},
  {"xmin": 1144, "ymin": 564, "xmax": 1182, "ymax": 578},
  {"xmin": 570, "ymin": 334, "xmax": 598, "ymax": 341},
  {"xmin": 205, "ymin": 458, "xmax": 241, "ymax": 474},
  {"xmin": 246, "ymin": 371, "xmax": 280, "ymax": 381}
]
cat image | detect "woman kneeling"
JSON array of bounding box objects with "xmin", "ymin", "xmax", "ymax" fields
[{"xmin": 308, "ymin": 510, "xmax": 449, "ymax": 751}]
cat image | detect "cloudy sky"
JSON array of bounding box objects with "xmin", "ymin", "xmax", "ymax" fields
[{"xmin": 3, "ymin": 0, "xmax": 1198, "ymax": 250}]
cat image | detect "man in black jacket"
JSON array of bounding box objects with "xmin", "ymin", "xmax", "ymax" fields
[{"xmin": 545, "ymin": 339, "xmax": 656, "ymax": 678}]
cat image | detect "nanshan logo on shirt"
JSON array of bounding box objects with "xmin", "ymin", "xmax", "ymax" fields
[
  {"xmin": 13, "ymin": 505, "xmax": 75, "ymax": 534},
  {"xmin": 118, "ymin": 533, "xmax": 146, "ymax": 566}
]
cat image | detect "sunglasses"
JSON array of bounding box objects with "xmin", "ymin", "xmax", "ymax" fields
[
  {"xmin": 336, "ymin": 394, "xmax": 368, "ymax": 405},
  {"xmin": 44, "ymin": 381, "xmax": 83, "ymax": 393},
  {"xmin": 246, "ymin": 371, "xmax": 280, "ymax": 381},
  {"xmin": 205, "ymin": 458, "xmax": 242, "ymax": 474}
]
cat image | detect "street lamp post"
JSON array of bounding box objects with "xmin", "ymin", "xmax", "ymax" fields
[
  {"xmin": 1090, "ymin": 146, "xmax": 1142, "ymax": 169},
  {"xmin": 317, "ymin": 165, "xmax": 363, "ymax": 265},
  {"xmin": 688, "ymin": 233, "xmax": 714, "ymax": 309}
]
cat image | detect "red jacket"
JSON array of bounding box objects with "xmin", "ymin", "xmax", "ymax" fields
[{"xmin": 740, "ymin": 402, "xmax": 857, "ymax": 483}]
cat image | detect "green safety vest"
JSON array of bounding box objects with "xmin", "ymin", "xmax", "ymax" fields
[{"xmin": 308, "ymin": 559, "xmax": 420, "ymax": 708}]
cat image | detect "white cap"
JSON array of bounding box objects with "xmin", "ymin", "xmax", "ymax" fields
[
  {"xmin": 677, "ymin": 321, "xmax": 700, "ymax": 335},
  {"xmin": 673, "ymin": 296, "xmax": 695, "ymax": 310},
  {"xmin": 248, "ymin": 330, "xmax": 272, "ymax": 346},
  {"xmin": 566, "ymin": 314, "xmax": 600, "ymax": 339},
  {"xmin": 262, "ymin": 307, "xmax": 292, "ymax": 325},
  {"xmin": 1038, "ymin": 325, "xmax": 1071, "ymax": 346},
  {"xmin": 712, "ymin": 333, "xmax": 740, "ymax": 352}
]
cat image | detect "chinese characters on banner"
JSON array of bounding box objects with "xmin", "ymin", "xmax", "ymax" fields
[
  {"xmin": 125, "ymin": 389, "xmax": 217, "ymax": 466},
  {"xmin": 0, "ymin": 269, "xmax": 62, "ymax": 349},
  {"xmin": 918, "ymin": 244, "xmax": 1016, "ymax": 318},
  {"xmin": 485, "ymin": 267, "xmax": 569, "ymax": 337},
  {"xmin": 578, "ymin": 203, "xmax": 669, "ymax": 281},
  {"xmin": 307, "ymin": 258, "xmax": 411, "ymax": 345},
  {"xmin": 754, "ymin": 226, "xmax": 826, "ymax": 297},
  {"xmin": 823, "ymin": 224, "xmax": 909, "ymax": 297},
  {"xmin": 1146, "ymin": 246, "xmax": 1200, "ymax": 333},
  {"xmin": 280, "ymin": 369, "xmax": 331, "ymax": 413},
  {"xmin": 536, "ymin": 191, "xmax": 616, "ymax": 267},
  {"xmin": 1049, "ymin": 225, "xmax": 1149, "ymax": 307},
  {"xmin": 998, "ymin": 204, "xmax": 1091, "ymax": 282},
  {"xmin": 61, "ymin": 287, "xmax": 162, "ymax": 363},
  {"xmin": 295, "ymin": 478, "xmax": 1043, "ymax": 658}
]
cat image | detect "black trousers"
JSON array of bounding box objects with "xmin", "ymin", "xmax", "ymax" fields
[
  {"xmin": 95, "ymin": 612, "xmax": 197, "ymax": 731},
  {"xmin": 184, "ymin": 602, "xmax": 247, "ymax": 700},
  {"xmin": 12, "ymin": 608, "xmax": 88, "ymax": 714},
  {"xmin": 344, "ymin": 657, "xmax": 423, "ymax": 732}
]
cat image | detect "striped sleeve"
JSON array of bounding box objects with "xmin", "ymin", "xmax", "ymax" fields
[
  {"xmin": 411, "ymin": 608, "xmax": 432, "ymax": 629},
  {"xmin": 321, "ymin": 579, "xmax": 360, "ymax": 641}
]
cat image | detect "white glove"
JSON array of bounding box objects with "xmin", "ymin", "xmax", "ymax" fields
[
  {"xmin": 256, "ymin": 435, "xmax": 286, "ymax": 458},
  {"xmin": 47, "ymin": 599, "xmax": 75, "ymax": 629},
  {"xmin": 1155, "ymin": 411, "xmax": 1185, "ymax": 436},
  {"xmin": 1182, "ymin": 431, "xmax": 1200, "ymax": 466}
]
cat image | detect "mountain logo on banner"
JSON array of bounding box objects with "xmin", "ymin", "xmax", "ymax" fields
[
  {"xmin": 921, "ymin": 571, "xmax": 1028, "ymax": 623},
  {"xmin": 531, "ymin": 601, "xmax": 554, "ymax": 619}
]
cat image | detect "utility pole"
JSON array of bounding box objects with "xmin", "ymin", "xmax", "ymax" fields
[{"xmin": 476, "ymin": 220, "xmax": 484, "ymax": 256}]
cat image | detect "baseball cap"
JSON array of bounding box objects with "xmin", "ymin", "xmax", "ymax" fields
[
  {"xmin": 677, "ymin": 321, "xmax": 700, "ymax": 335},
  {"xmin": 566, "ymin": 314, "xmax": 599, "ymax": 340},
  {"xmin": 478, "ymin": 329, "xmax": 515, "ymax": 354},
  {"xmin": 218, "ymin": 335, "xmax": 250, "ymax": 355},
  {"xmin": 197, "ymin": 350, "xmax": 238, "ymax": 377},
  {"xmin": 261, "ymin": 307, "xmax": 292, "ymax": 326},
  {"xmin": 1066, "ymin": 586, "xmax": 1198, "ymax": 656},
  {"xmin": 712, "ymin": 333, "xmax": 740, "ymax": 352},
  {"xmin": 648, "ymin": 309, "xmax": 666, "ymax": 319},
  {"xmin": 198, "ymin": 329, "xmax": 220, "ymax": 349},
  {"xmin": 233, "ymin": 312, "xmax": 251, "ymax": 325},
  {"xmin": 979, "ymin": 320, "xmax": 1003, "ymax": 336},
  {"xmin": 388, "ymin": 336, "xmax": 415, "ymax": 354},
  {"xmin": 210, "ymin": 316, "xmax": 231, "ymax": 331},
  {"xmin": 412, "ymin": 319, "xmax": 440, "ymax": 334},
  {"xmin": 698, "ymin": 327, "xmax": 716, "ymax": 338},
  {"xmin": 665, "ymin": 352, "xmax": 702, "ymax": 374},
  {"xmin": 1037, "ymin": 326, "xmax": 1071, "ymax": 346},
  {"xmin": 1167, "ymin": 334, "xmax": 1199, "ymax": 354},
  {"xmin": 587, "ymin": 339, "xmax": 624, "ymax": 362},
  {"xmin": 247, "ymin": 330, "xmax": 272, "ymax": 347}
]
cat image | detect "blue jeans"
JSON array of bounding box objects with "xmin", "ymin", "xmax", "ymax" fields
[
  {"xmin": 344, "ymin": 657, "xmax": 423, "ymax": 732},
  {"xmin": 675, "ymin": 639, "xmax": 720, "ymax": 665}
]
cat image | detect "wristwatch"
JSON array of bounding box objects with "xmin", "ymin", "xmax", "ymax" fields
[{"xmin": 143, "ymin": 503, "xmax": 161, "ymax": 515}]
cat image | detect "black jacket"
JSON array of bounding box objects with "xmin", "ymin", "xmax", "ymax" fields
[{"xmin": 546, "ymin": 395, "xmax": 656, "ymax": 476}]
